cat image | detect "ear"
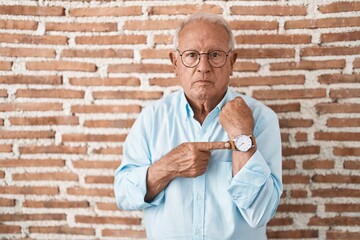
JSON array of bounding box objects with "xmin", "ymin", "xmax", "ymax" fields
[
  {"xmin": 169, "ymin": 51, "xmax": 178, "ymax": 74},
  {"xmin": 229, "ymin": 51, "xmax": 238, "ymax": 76}
]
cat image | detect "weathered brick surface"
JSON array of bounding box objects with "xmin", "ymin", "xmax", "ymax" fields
[{"xmin": 0, "ymin": 1, "xmax": 359, "ymax": 239}]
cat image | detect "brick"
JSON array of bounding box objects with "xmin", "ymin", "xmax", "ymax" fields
[
  {"xmin": 13, "ymin": 172, "xmax": 78, "ymax": 181},
  {"xmin": 285, "ymin": 17, "xmax": 360, "ymax": 29},
  {"xmin": 334, "ymin": 147, "xmax": 360, "ymax": 156},
  {"xmin": 102, "ymin": 229, "xmax": 146, "ymax": 238},
  {"xmin": 302, "ymin": 46, "xmax": 360, "ymax": 57},
  {"xmin": 29, "ymin": 226, "xmax": 95, "ymax": 236},
  {"xmin": 76, "ymin": 35, "xmax": 146, "ymax": 45},
  {"xmin": 92, "ymin": 147, "xmax": 123, "ymax": 155},
  {"xmin": 0, "ymin": 186, "xmax": 59, "ymax": 195},
  {"xmin": 0, "ymin": 89, "xmax": 7, "ymax": 97},
  {"xmin": 46, "ymin": 22, "xmax": 117, "ymax": 32},
  {"xmin": 149, "ymin": 77, "xmax": 180, "ymax": 87},
  {"xmin": 23, "ymin": 200, "xmax": 89, "ymax": 208},
  {"xmin": 270, "ymin": 60, "xmax": 345, "ymax": 71},
  {"xmin": 231, "ymin": 5, "xmax": 307, "ymax": 16},
  {"xmin": 312, "ymin": 188, "xmax": 360, "ymax": 198},
  {"xmin": 279, "ymin": 118, "xmax": 313, "ymax": 128},
  {"xmin": 268, "ymin": 103, "xmax": 300, "ymax": 113},
  {"xmin": 327, "ymin": 118, "xmax": 360, "ymax": 127},
  {"xmin": 96, "ymin": 202, "xmax": 118, "ymax": 211},
  {"xmin": 0, "ymin": 170, "xmax": 4, "ymax": 178},
  {"xmin": 0, "ymin": 102, "xmax": 63, "ymax": 112},
  {"xmin": 108, "ymin": 63, "xmax": 173, "ymax": 73},
  {"xmin": 0, "ymin": 130, "xmax": 54, "ymax": 139},
  {"xmin": 10, "ymin": 116, "xmax": 78, "ymax": 126},
  {"xmin": 19, "ymin": 145, "xmax": 87, "ymax": 154},
  {"xmin": 0, "ymin": 225, "xmax": 21, "ymax": 234},
  {"xmin": 233, "ymin": 62, "xmax": 260, "ymax": 72},
  {"xmin": 281, "ymin": 133, "xmax": 289, "ymax": 143},
  {"xmin": 0, "ymin": 47, "xmax": 55, "ymax": 58},
  {"xmin": 322, "ymin": 31, "xmax": 360, "ymax": 43},
  {"xmin": 0, "ymin": 75, "xmax": 61, "ymax": 85},
  {"xmin": 267, "ymin": 230, "xmax": 318, "ymax": 239},
  {"xmin": 71, "ymin": 104, "xmax": 141, "ymax": 113},
  {"xmin": 330, "ymin": 89, "xmax": 360, "ymax": 99},
  {"xmin": 148, "ymin": 4, "xmax": 222, "ymax": 15},
  {"xmin": 236, "ymin": 34, "xmax": 311, "ymax": 44},
  {"xmin": 277, "ymin": 204, "xmax": 316, "ymax": 213},
  {"xmin": 93, "ymin": 90, "xmax": 163, "ymax": 100},
  {"xmin": 0, "ymin": 5, "xmax": 64, "ymax": 16},
  {"xmin": 326, "ymin": 204, "xmax": 360, "ymax": 212},
  {"xmin": 291, "ymin": 189, "xmax": 308, "ymax": 198},
  {"xmin": 70, "ymin": 77, "xmax": 140, "ymax": 86},
  {"xmin": 85, "ymin": 175, "xmax": 113, "ymax": 184},
  {"xmin": 316, "ymin": 103, "xmax": 360, "ymax": 113},
  {"xmin": 62, "ymin": 49, "xmax": 133, "ymax": 58},
  {"xmin": 295, "ymin": 132, "xmax": 308, "ymax": 142},
  {"xmin": 62, "ymin": 133, "xmax": 126, "ymax": 142},
  {"xmin": 318, "ymin": 2, "xmax": 360, "ymax": 13},
  {"xmin": 267, "ymin": 217, "xmax": 293, "ymax": 226},
  {"xmin": 235, "ymin": 48, "xmax": 295, "ymax": 59},
  {"xmin": 229, "ymin": 20, "xmax": 278, "ymax": 30},
  {"xmin": 154, "ymin": 34, "xmax": 173, "ymax": 45},
  {"xmin": 303, "ymin": 159, "xmax": 334, "ymax": 169},
  {"xmin": 283, "ymin": 160, "xmax": 296, "ymax": 170},
  {"xmin": 344, "ymin": 160, "xmax": 360, "ymax": 170},
  {"xmin": 84, "ymin": 119, "xmax": 135, "ymax": 128},
  {"xmin": 309, "ymin": 216, "xmax": 360, "ymax": 226},
  {"xmin": 327, "ymin": 231, "xmax": 360, "ymax": 240},
  {"xmin": 26, "ymin": 61, "xmax": 97, "ymax": 72},
  {"xmin": 253, "ymin": 89, "xmax": 326, "ymax": 100},
  {"xmin": 0, "ymin": 61, "xmax": 12, "ymax": 70},
  {"xmin": 315, "ymin": 132, "xmax": 360, "ymax": 141},
  {"xmin": 354, "ymin": 58, "xmax": 360, "ymax": 68},
  {"xmin": 72, "ymin": 160, "xmax": 119, "ymax": 169},
  {"xmin": 70, "ymin": 6, "xmax": 142, "ymax": 17},
  {"xmin": 67, "ymin": 187, "xmax": 114, "ymax": 197},
  {"xmin": 0, "ymin": 197, "xmax": 15, "ymax": 207},
  {"xmin": 124, "ymin": 20, "xmax": 181, "ymax": 30},
  {"xmin": 230, "ymin": 75, "xmax": 304, "ymax": 87},
  {"xmin": 312, "ymin": 174, "xmax": 360, "ymax": 184},
  {"xmin": 318, "ymin": 74, "xmax": 360, "ymax": 84},
  {"xmin": 16, "ymin": 89, "xmax": 84, "ymax": 99},
  {"xmin": 0, "ymin": 159, "xmax": 65, "ymax": 167},
  {"xmin": 283, "ymin": 174, "xmax": 310, "ymax": 184},
  {"xmin": 0, "ymin": 19, "xmax": 37, "ymax": 30},
  {"xmin": 0, "ymin": 213, "xmax": 65, "ymax": 221},
  {"xmin": 0, "ymin": 33, "xmax": 67, "ymax": 45},
  {"xmin": 283, "ymin": 146, "xmax": 320, "ymax": 156},
  {"xmin": 75, "ymin": 215, "xmax": 140, "ymax": 225},
  {"xmin": 0, "ymin": 144, "xmax": 12, "ymax": 152},
  {"xmin": 141, "ymin": 49, "xmax": 170, "ymax": 59}
]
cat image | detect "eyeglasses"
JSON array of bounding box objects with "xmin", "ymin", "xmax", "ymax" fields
[{"xmin": 176, "ymin": 49, "xmax": 231, "ymax": 68}]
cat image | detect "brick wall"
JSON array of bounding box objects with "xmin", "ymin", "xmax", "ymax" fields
[{"xmin": 0, "ymin": 0, "xmax": 359, "ymax": 239}]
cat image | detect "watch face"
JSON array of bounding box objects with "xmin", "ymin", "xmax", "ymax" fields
[{"xmin": 234, "ymin": 135, "xmax": 252, "ymax": 152}]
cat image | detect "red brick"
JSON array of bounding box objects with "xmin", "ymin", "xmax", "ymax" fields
[
  {"xmin": 233, "ymin": 62, "xmax": 260, "ymax": 72},
  {"xmin": 13, "ymin": 172, "xmax": 78, "ymax": 181},
  {"xmin": 70, "ymin": 6, "xmax": 142, "ymax": 17},
  {"xmin": 0, "ymin": 197, "xmax": 15, "ymax": 207},
  {"xmin": 0, "ymin": 75, "xmax": 61, "ymax": 85},
  {"xmin": 154, "ymin": 34, "xmax": 173, "ymax": 45},
  {"xmin": 0, "ymin": 225, "xmax": 21, "ymax": 234},
  {"xmin": 85, "ymin": 175, "xmax": 113, "ymax": 184},
  {"xmin": 334, "ymin": 147, "xmax": 360, "ymax": 156},
  {"xmin": 93, "ymin": 147, "xmax": 123, "ymax": 155},
  {"xmin": 0, "ymin": 159, "xmax": 65, "ymax": 167},
  {"xmin": 16, "ymin": 89, "xmax": 84, "ymax": 99},
  {"xmin": 75, "ymin": 215, "xmax": 140, "ymax": 225},
  {"xmin": 0, "ymin": 213, "xmax": 65, "ymax": 221},
  {"xmin": 268, "ymin": 103, "xmax": 300, "ymax": 113},
  {"xmin": 93, "ymin": 90, "xmax": 163, "ymax": 100},
  {"xmin": 84, "ymin": 119, "xmax": 135, "ymax": 128},
  {"xmin": 0, "ymin": 130, "xmax": 54, "ymax": 139},
  {"xmin": 285, "ymin": 17, "xmax": 360, "ymax": 29},
  {"xmin": 0, "ymin": 186, "xmax": 59, "ymax": 195},
  {"xmin": 0, "ymin": 47, "xmax": 55, "ymax": 58},
  {"xmin": 344, "ymin": 160, "xmax": 360, "ymax": 170},
  {"xmin": 102, "ymin": 228, "xmax": 146, "ymax": 238},
  {"xmin": 141, "ymin": 49, "xmax": 170, "ymax": 59},
  {"xmin": 315, "ymin": 132, "xmax": 360, "ymax": 141},
  {"xmin": 148, "ymin": 4, "xmax": 222, "ymax": 15},
  {"xmin": 0, "ymin": 102, "xmax": 63, "ymax": 112},
  {"xmin": 230, "ymin": 20, "xmax": 278, "ymax": 30},
  {"xmin": 315, "ymin": 103, "xmax": 360, "ymax": 113},
  {"xmin": 0, "ymin": 33, "xmax": 67, "ymax": 45},
  {"xmin": 270, "ymin": 60, "xmax": 345, "ymax": 71},
  {"xmin": 19, "ymin": 145, "xmax": 87, "ymax": 154},
  {"xmin": 124, "ymin": 20, "xmax": 181, "ymax": 30},
  {"xmin": 0, "ymin": 19, "xmax": 37, "ymax": 30},
  {"xmin": 0, "ymin": 5, "xmax": 64, "ymax": 16},
  {"xmin": 231, "ymin": 5, "xmax": 307, "ymax": 16},
  {"xmin": 326, "ymin": 204, "xmax": 360, "ymax": 212},
  {"xmin": 319, "ymin": 2, "xmax": 360, "ymax": 13},
  {"xmin": 46, "ymin": 22, "xmax": 117, "ymax": 32},
  {"xmin": 312, "ymin": 174, "xmax": 360, "ymax": 184},
  {"xmin": 0, "ymin": 61, "xmax": 12, "ymax": 70},
  {"xmin": 318, "ymin": 74, "xmax": 360, "ymax": 84},
  {"xmin": 236, "ymin": 34, "xmax": 311, "ymax": 44},
  {"xmin": 230, "ymin": 75, "xmax": 304, "ymax": 87},
  {"xmin": 327, "ymin": 231, "xmax": 360, "ymax": 240},
  {"xmin": 96, "ymin": 202, "xmax": 118, "ymax": 211},
  {"xmin": 295, "ymin": 132, "xmax": 308, "ymax": 142},
  {"xmin": 10, "ymin": 116, "xmax": 78, "ymax": 126},
  {"xmin": 277, "ymin": 204, "xmax": 316, "ymax": 213},
  {"xmin": 330, "ymin": 89, "xmax": 360, "ymax": 99},
  {"xmin": 312, "ymin": 188, "xmax": 360, "ymax": 198},
  {"xmin": 303, "ymin": 159, "xmax": 334, "ymax": 169},
  {"xmin": 354, "ymin": 58, "xmax": 360, "ymax": 68},
  {"xmin": 302, "ymin": 46, "xmax": 360, "ymax": 57},
  {"xmin": 70, "ymin": 77, "xmax": 140, "ymax": 86},
  {"xmin": 327, "ymin": 118, "xmax": 360, "ymax": 127},
  {"xmin": 62, "ymin": 133, "xmax": 126, "ymax": 142},
  {"xmin": 26, "ymin": 61, "xmax": 97, "ymax": 72},
  {"xmin": 291, "ymin": 189, "xmax": 308, "ymax": 198},
  {"xmin": 29, "ymin": 226, "xmax": 95, "ymax": 236},
  {"xmin": 283, "ymin": 146, "xmax": 320, "ymax": 156},
  {"xmin": 71, "ymin": 104, "xmax": 141, "ymax": 113},
  {"xmin": 309, "ymin": 216, "xmax": 360, "ymax": 226},
  {"xmin": 72, "ymin": 160, "xmax": 119, "ymax": 169},
  {"xmin": 279, "ymin": 118, "xmax": 313, "ymax": 128},
  {"xmin": 62, "ymin": 49, "xmax": 133, "ymax": 58},
  {"xmin": 23, "ymin": 200, "xmax": 89, "ymax": 208},
  {"xmin": 283, "ymin": 160, "xmax": 296, "ymax": 170},
  {"xmin": 321, "ymin": 31, "xmax": 360, "ymax": 43},
  {"xmin": 283, "ymin": 174, "xmax": 310, "ymax": 184},
  {"xmin": 76, "ymin": 35, "xmax": 146, "ymax": 45},
  {"xmin": 267, "ymin": 217, "xmax": 293, "ymax": 226},
  {"xmin": 253, "ymin": 89, "xmax": 326, "ymax": 100},
  {"xmin": 267, "ymin": 230, "xmax": 318, "ymax": 239},
  {"xmin": 108, "ymin": 63, "xmax": 173, "ymax": 73},
  {"xmin": 281, "ymin": 133, "xmax": 289, "ymax": 143},
  {"xmin": 67, "ymin": 187, "xmax": 114, "ymax": 197},
  {"xmin": 235, "ymin": 48, "xmax": 295, "ymax": 59},
  {"xmin": 149, "ymin": 77, "xmax": 180, "ymax": 87},
  {"xmin": 0, "ymin": 144, "xmax": 12, "ymax": 152},
  {"xmin": 0, "ymin": 89, "xmax": 7, "ymax": 97}
]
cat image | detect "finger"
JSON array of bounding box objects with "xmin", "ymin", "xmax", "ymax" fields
[{"xmin": 194, "ymin": 141, "xmax": 231, "ymax": 151}]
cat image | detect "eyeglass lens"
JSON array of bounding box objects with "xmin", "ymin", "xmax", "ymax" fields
[{"xmin": 180, "ymin": 50, "xmax": 228, "ymax": 68}]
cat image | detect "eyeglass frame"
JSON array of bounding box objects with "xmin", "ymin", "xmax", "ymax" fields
[{"xmin": 176, "ymin": 49, "xmax": 232, "ymax": 68}]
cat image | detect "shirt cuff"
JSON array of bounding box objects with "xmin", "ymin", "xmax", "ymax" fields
[{"xmin": 228, "ymin": 150, "xmax": 271, "ymax": 209}]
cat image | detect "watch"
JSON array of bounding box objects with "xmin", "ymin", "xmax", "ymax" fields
[{"xmin": 228, "ymin": 134, "xmax": 256, "ymax": 152}]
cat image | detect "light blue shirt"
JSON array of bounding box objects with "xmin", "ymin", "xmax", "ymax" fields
[{"xmin": 114, "ymin": 87, "xmax": 282, "ymax": 240}]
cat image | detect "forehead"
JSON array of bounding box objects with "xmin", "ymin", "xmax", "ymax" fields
[{"xmin": 178, "ymin": 21, "xmax": 229, "ymax": 50}]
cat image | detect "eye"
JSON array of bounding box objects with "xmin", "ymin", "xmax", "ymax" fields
[
  {"xmin": 185, "ymin": 51, "xmax": 198, "ymax": 58},
  {"xmin": 209, "ymin": 51, "xmax": 221, "ymax": 58}
]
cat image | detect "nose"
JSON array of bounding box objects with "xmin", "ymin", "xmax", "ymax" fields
[{"xmin": 197, "ymin": 54, "xmax": 211, "ymax": 73}]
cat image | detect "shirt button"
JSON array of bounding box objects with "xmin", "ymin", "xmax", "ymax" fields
[
  {"xmin": 195, "ymin": 228, "xmax": 201, "ymax": 235},
  {"xmin": 196, "ymin": 194, "xmax": 202, "ymax": 201}
]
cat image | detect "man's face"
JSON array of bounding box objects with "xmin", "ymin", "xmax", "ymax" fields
[{"xmin": 170, "ymin": 21, "xmax": 237, "ymax": 103}]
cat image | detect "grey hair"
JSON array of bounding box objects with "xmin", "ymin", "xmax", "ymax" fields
[{"xmin": 173, "ymin": 12, "xmax": 235, "ymax": 51}]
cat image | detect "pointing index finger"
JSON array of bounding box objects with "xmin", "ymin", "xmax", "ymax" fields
[{"xmin": 195, "ymin": 141, "xmax": 231, "ymax": 151}]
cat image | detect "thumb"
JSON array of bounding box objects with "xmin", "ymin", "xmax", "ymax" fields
[{"xmin": 194, "ymin": 141, "xmax": 231, "ymax": 151}]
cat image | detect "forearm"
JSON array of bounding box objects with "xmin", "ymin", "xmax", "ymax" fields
[{"xmin": 231, "ymin": 147, "xmax": 257, "ymax": 176}]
